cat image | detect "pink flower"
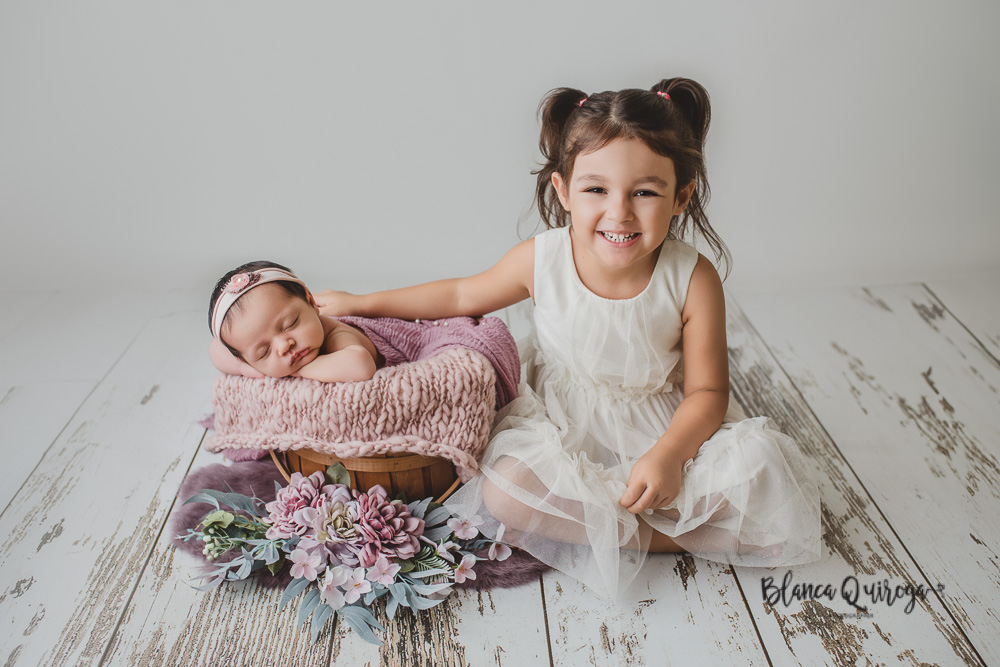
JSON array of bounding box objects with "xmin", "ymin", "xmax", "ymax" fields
[
  {"xmin": 489, "ymin": 524, "xmax": 512, "ymax": 561},
  {"xmin": 349, "ymin": 485, "xmax": 425, "ymax": 568},
  {"xmin": 343, "ymin": 567, "xmax": 372, "ymax": 604},
  {"xmin": 288, "ymin": 548, "xmax": 323, "ymax": 581},
  {"xmin": 435, "ymin": 541, "xmax": 459, "ymax": 563},
  {"xmin": 365, "ymin": 555, "xmax": 401, "ymax": 586},
  {"xmin": 298, "ymin": 497, "xmax": 360, "ymax": 545},
  {"xmin": 453, "ymin": 554, "xmax": 477, "ymax": 584},
  {"xmin": 318, "ymin": 565, "xmax": 352, "ymax": 609},
  {"xmin": 264, "ymin": 472, "xmax": 351, "ymax": 540},
  {"xmin": 224, "ymin": 272, "xmax": 260, "ymax": 294},
  {"xmin": 447, "ymin": 515, "xmax": 483, "ymax": 540}
]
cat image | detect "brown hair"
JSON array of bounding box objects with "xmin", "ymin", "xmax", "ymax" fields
[
  {"xmin": 207, "ymin": 260, "xmax": 308, "ymax": 357},
  {"xmin": 533, "ymin": 77, "xmax": 730, "ymax": 276}
]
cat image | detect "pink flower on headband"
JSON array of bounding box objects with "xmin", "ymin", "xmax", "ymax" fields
[{"xmin": 224, "ymin": 272, "xmax": 260, "ymax": 294}]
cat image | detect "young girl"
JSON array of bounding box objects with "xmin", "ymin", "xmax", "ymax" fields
[
  {"xmin": 316, "ymin": 78, "xmax": 822, "ymax": 598},
  {"xmin": 208, "ymin": 261, "xmax": 379, "ymax": 383}
]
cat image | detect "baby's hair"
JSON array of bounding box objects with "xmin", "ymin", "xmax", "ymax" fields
[
  {"xmin": 208, "ymin": 260, "xmax": 308, "ymax": 357},
  {"xmin": 533, "ymin": 77, "xmax": 731, "ymax": 276}
]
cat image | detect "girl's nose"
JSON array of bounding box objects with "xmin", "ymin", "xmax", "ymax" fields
[
  {"xmin": 607, "ymin": 194, "xmax": 634, "ymax": 222},
  {"xmin": 278, "ymin": 336, "xmax": 295, "ymax": 355}
]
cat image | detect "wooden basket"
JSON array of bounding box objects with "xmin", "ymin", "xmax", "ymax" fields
[{"xmin": 270, "ymin": 449, "xmax": 460, "ymax": 503}]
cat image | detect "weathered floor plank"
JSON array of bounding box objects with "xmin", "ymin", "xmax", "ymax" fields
[
  {"xmin": 926, "ymin": 270, "xmax": 1000, "ymax": 362},
  {"xmin": 544, "ymin": 557, "xmax": 768, "ymax": 667},
  {"xmin": 735, "ymin": 284, "xmax": 1000, "ymax": 665},
  {"xmin": 330, "ymin": 578, "xmax": 551, "ymax": 666},
  {"xmin": 104, "ymin": 447, "xmax": 333, "ymax": 667},
  {"xmin": 0, "ymin": 291, "xmax": 215, "ymax": 666},
  {"xmin": 0, "ymin": 291, "xmax": 161, "ymax": 512}
]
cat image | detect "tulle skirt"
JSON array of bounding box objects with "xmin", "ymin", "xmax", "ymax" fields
[{"xmin": 444, "ymin": 344, "xmax": 823, "ymax": 600}]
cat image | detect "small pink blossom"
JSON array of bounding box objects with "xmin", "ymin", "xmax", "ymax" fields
[
  {"xmin": 435, "ymin": 541, "xmax": 459, "ymax": 563},
  {"xmin": 365, "ymin": 555, "xmax": 401, "ymax": 586},
  {"xmin": 318, "ymin": 565, "xmax": 352, "ymax": 609},
  {"xmin": 447, "ymin": 515, "xmax": 483, "ymax": 540},
  {"xmin": 344, "ymin": 567, "xmax": 372, "ymax": 604},
  {"xmin": 288, "ymin": 548, "xmax": 323, "ymax": 581},
  {"xmin": 488, "ymin": 524, "xmax": 512, "ymax": 561},
  {"xmin": 453, "ymin": 554, "xmax": 477, "ymax": 584}
]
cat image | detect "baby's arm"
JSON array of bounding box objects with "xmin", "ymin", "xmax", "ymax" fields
[
  {"xmin": 315, "ymin": 239, "xmax": 534, "ymax": 319},
  {"xmin": 208, "ymin": 337, "xmax": 265, "ymax": 379},
  {"xmin": 294, "ymin": 320, "xmax": 377, "ymax": 383},
  {"xmin": 620, "ymin": 255, "xmax": 730, "ymax": 514}
]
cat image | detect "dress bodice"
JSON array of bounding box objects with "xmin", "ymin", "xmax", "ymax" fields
[{"xmin": 531, "ymin": 226, "xmax": 699, "ymax": 398}]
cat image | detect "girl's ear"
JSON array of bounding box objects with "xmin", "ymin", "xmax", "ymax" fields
[
  {"xmin": 673, "ymin": 182, "xmax": 696, "ymax": 216},
  {"xmin": 551, "ymin": 172, "xmax": 570, "ymax": 211}
]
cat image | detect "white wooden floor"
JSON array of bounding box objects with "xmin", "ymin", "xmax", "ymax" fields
[{"xmin": 2, "ymin": 273, "xmax": 999, "ymax": 666}]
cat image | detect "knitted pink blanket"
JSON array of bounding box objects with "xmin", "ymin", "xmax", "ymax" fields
[{"xmin": 205, "ymin": 347, "xmax": 498, "ymax": 481}]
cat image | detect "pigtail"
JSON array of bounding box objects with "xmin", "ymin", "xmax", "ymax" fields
[
  {"xmin": 651, "ymin": 78, "xmax": 731, "ymax": 277},
  {"xmin": 533, "ymin": 87, "xmax": 588, "ymax": 229}
]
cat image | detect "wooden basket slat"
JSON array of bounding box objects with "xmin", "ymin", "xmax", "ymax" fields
[{"xmin": 270, "ymin": 449, "xmax": 459, "ymax": 503}]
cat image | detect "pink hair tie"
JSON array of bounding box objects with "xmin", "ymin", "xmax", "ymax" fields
[
  {"xmin": 656, "ymin": 91, "xmax": 671, "ymax": 100},
  {"xmin": 578, "ymin": 97, "xmax": 587, "ymax": 107}
]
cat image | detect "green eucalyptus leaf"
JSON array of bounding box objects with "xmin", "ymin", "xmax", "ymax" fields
[
  {"xmin": 297, "ymin": 589, "xmax": 321, "ymax": 629},
  {"xmin": 338, "ymin": 606, "xmax": 384, "ymax": 646},
  {"xmin": 279, "ymin": 577, "xmax": 312, "ymax": 610},
  {"xmin": 311, "ymin": 604, "xmax": 335, "ymax": 643},
  {"xmin": 325, "ymin": 462, "xmax": 351, "ymax": 487},
  {"xmin": 203, "ymin": 510, "xmax": 235, "ymax": 529}
]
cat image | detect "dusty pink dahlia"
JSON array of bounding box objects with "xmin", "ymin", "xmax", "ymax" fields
[
  {"xmin": 349, "ymin": 485, "xmax": 425, "ymax": 568},
  {"xmin": 264, "ymin": 471, "xmax": 351, "ymax": 540}
]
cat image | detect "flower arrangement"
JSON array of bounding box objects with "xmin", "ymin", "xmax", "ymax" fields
[{"xmin": 177, "ymin": 464, "xmax": 510, "ymax": 645}]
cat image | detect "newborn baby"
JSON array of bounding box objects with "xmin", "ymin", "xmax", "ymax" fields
[{"xmin": 208, "ymin": 261, "xmax": 379, "ymax": 382}]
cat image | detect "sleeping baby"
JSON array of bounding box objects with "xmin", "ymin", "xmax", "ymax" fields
[{"xmin": 208, "ymin": 261, "xmax": 380, "ymax": 382}]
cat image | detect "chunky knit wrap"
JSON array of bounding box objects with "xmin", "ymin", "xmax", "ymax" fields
[
  {"xmin": 206, "ymin": 347, "xmax": 496, "ymax": 480},
  {"xmin": 204, "ymin": 313, "xmax": 521, "ymax": 480}
]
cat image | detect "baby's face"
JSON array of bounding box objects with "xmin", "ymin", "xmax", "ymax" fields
[{"xmin": 223, "ymin": 284, "xmax": 325, "ymax": 378}]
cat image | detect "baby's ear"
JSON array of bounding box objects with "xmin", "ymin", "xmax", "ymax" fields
[{"xmin": 305, "ymin": 289, "xmax": 322, "ymax": 314}]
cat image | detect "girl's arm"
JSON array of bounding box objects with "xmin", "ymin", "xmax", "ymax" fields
[
  {"xmin": 315, "ymin": 239, "xmax": 535, "ymax": 319},
  {"xmin": 620, "ymin": 255, "xmax": 730, "ymax": 514}
]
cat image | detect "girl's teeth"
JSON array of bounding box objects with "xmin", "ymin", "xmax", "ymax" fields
[{"xmin": 601, "ymin": 232, "xmax": 638, "ymax": 243}]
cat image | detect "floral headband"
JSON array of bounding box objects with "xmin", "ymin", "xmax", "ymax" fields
[{"xmin": 211, "ymin": 267, "xmax": 305, "ymax": 338}]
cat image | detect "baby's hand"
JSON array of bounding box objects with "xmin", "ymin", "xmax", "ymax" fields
[
  {"xmin": 314, "ymin": 289, "xmax": 358, "ymax": 317},
  {"xmin": 619, "ymin": 447, "xmax": 685, "ymax": 514},
  {"xmin": 208, "ymin": 337, "xmax": 265, "ymax": 379}
]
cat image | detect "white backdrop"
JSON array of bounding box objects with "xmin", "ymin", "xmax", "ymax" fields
[{"xmin": 1, "ymin": 0, "xmax": 997, "ymax": 297}]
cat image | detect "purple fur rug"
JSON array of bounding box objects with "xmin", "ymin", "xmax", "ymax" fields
[{"xmin": 170, "ymin": 459, "xmax": 550, "ymax": 591}]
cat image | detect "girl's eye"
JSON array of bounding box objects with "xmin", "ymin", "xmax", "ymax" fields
[
  {"xmin": 284, "ymin": 317, "xmax": 298, "ymax": 331},
  {"xmin": 257, "ymin": 347, "xmax": 270, "ymax": 361},
  {"xmin": 635, "ymin": 190, "xmax": 660, "ymax": 197},
  {"xmin": 584, "ymin": 187, "xmax": 607, "ymax": 194}
]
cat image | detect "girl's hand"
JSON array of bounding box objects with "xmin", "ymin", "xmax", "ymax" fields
[
  {"xmin": 313, "ymin": 290, "xmax": 358, "ymax": 317},
  {"xmin": 619, "ymin": 446, "xmax": 685, "ymax": 514}
]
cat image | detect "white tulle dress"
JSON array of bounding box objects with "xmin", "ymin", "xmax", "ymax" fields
[{"xmin": 445, "ymin": 226, "xmax": 822, "ymax": 599}]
